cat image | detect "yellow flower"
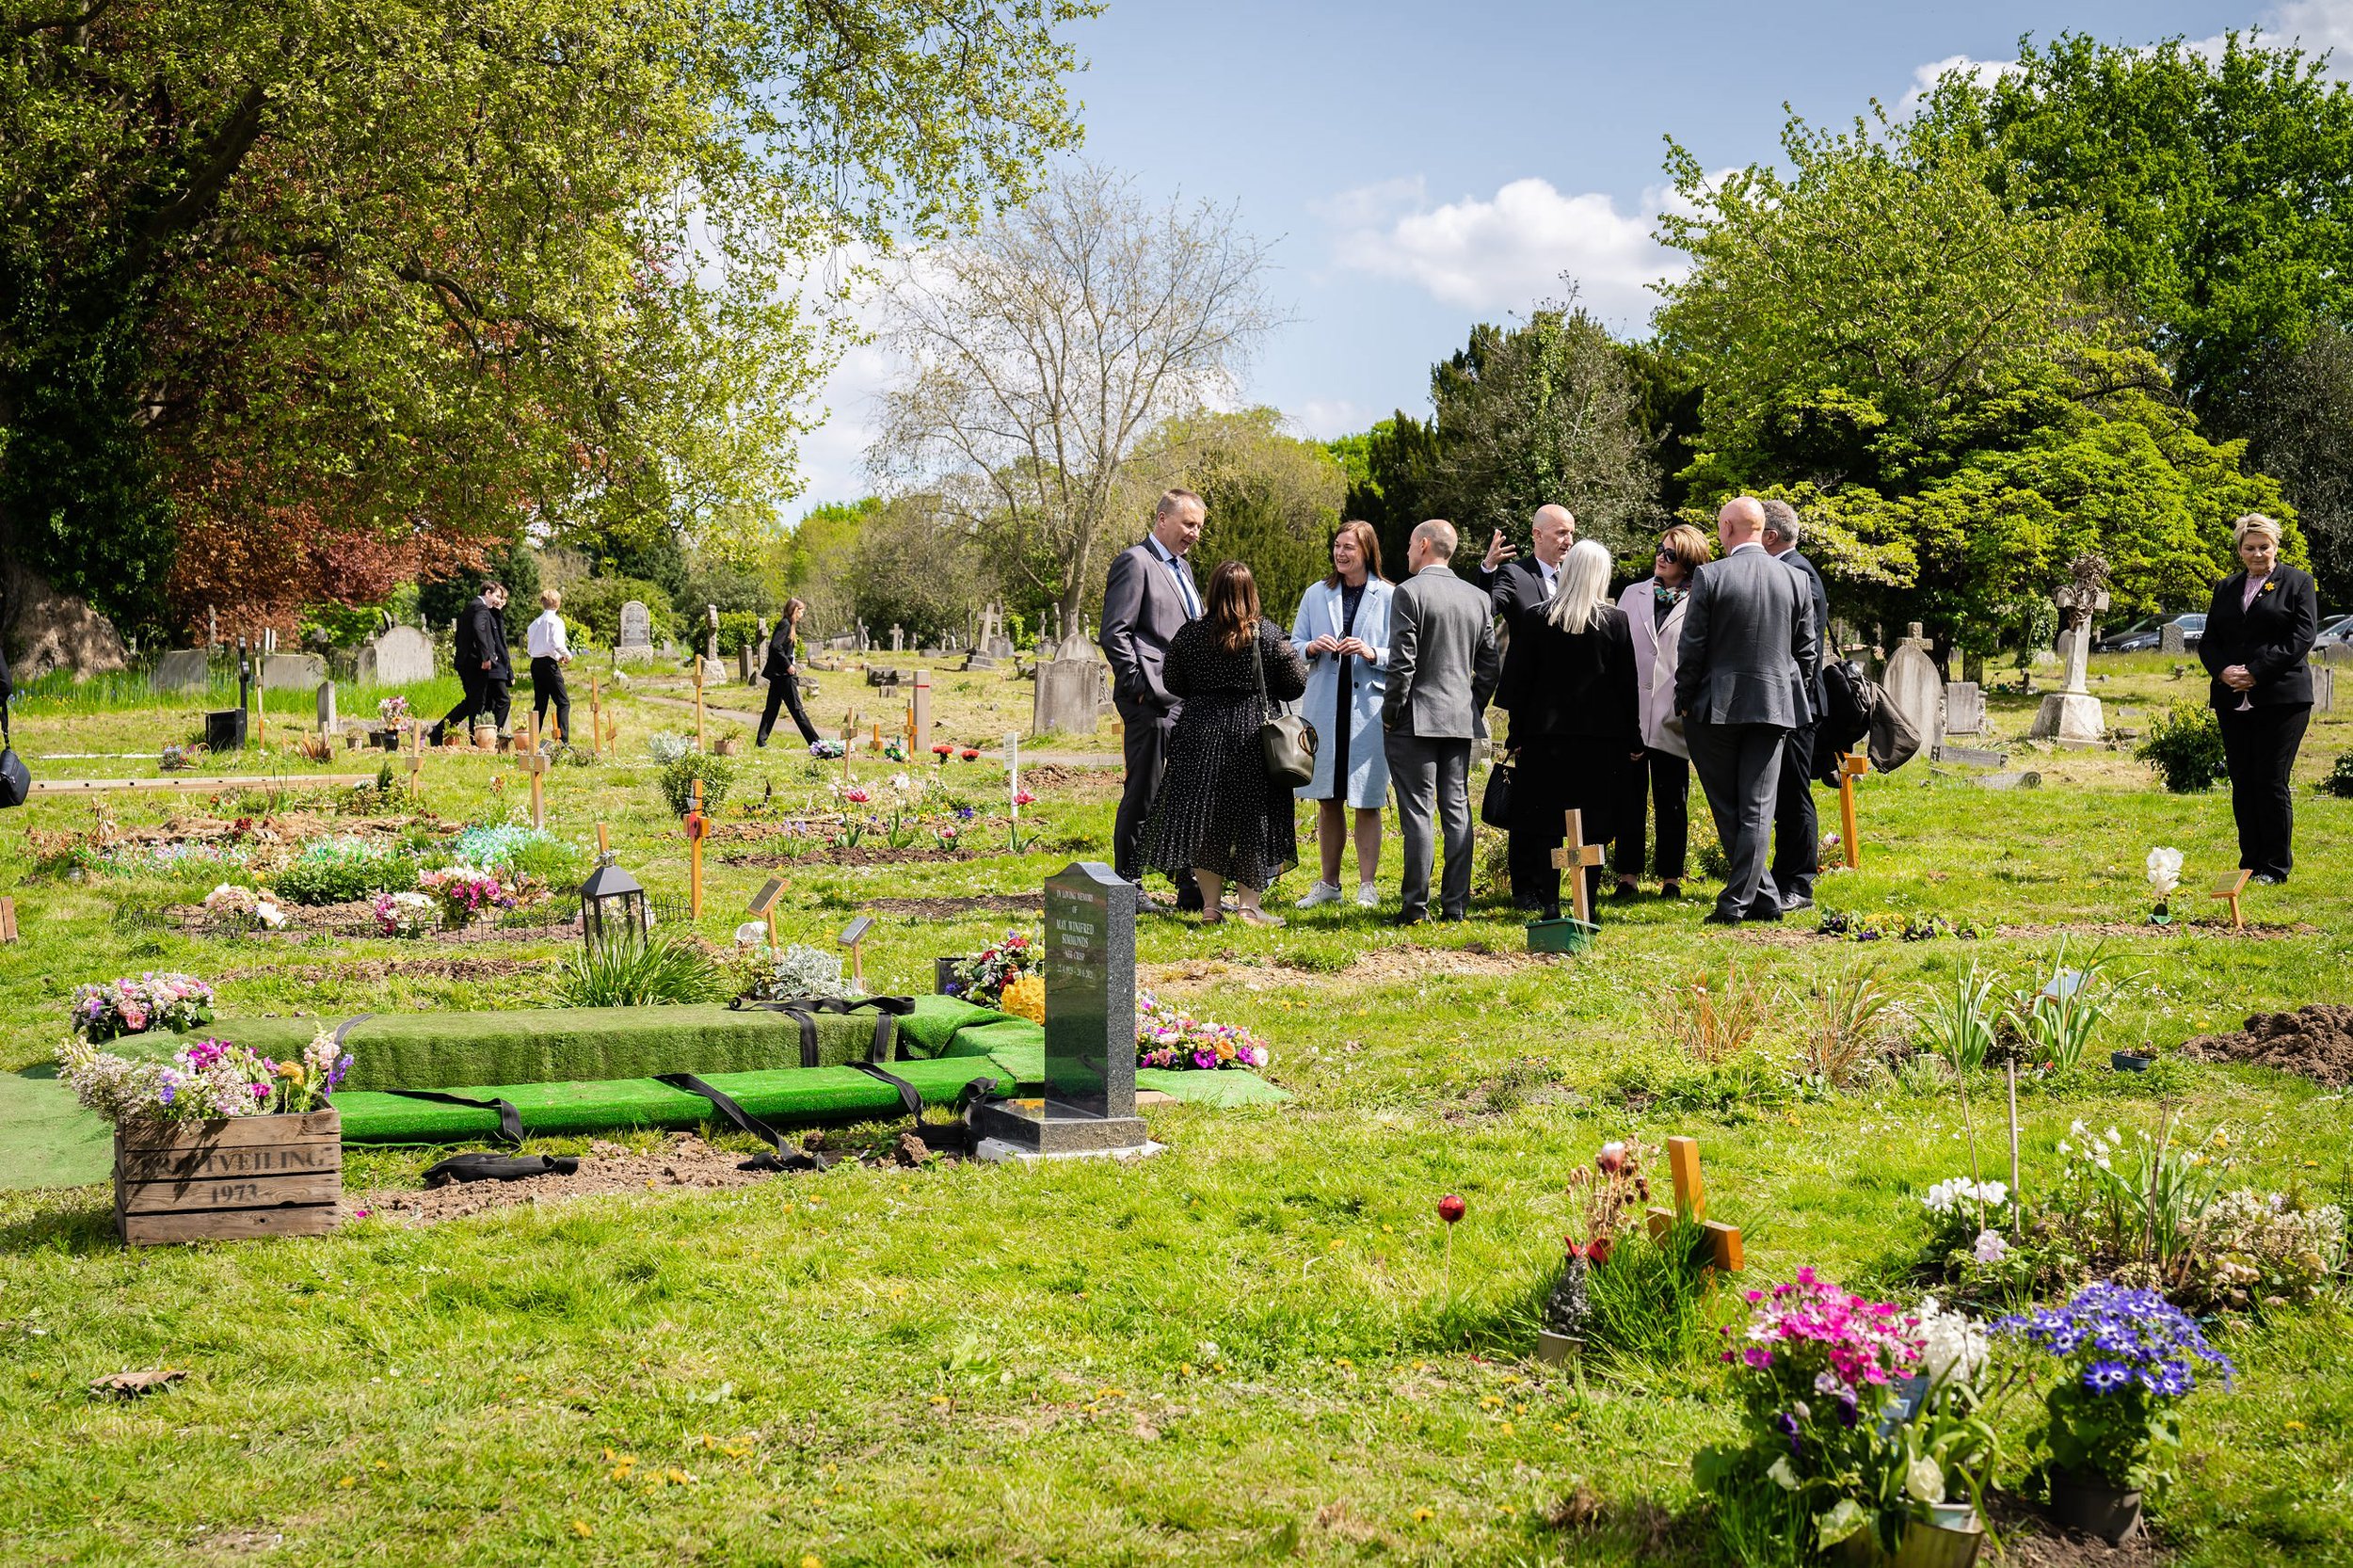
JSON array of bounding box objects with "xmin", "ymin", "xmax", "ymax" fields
[
  {"xmin": 569, "ymin": 1521, "xmax": 593, "ymax": 1539},
  {"xmin": 1500, "ymin": 1421, "xmax": 1514, "ymax": 1435},
  {"xmin": 802, "ymin": 1557, "xmax": 824, "ymax": 1568},
  {"xmin": 1000, "ymin": 972, "xmax": 1047, "ymax": 1023},
  {"xmin": 276, "ymin": 1062, "xmax": 305, "ymax": 1084},
  {"xmin": 1413, "ymin": 1508, "xmax": 1433, "ymax": 1523},
  {"xmin": 337, "ymin": 1475, "xmax": 356, "ymax": 1489}
]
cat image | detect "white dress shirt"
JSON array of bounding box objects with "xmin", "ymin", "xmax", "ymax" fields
[
  {"xmin": 526, "ymin": 610, "xmax": 570, "ymax": 661},
  {"xmin": 1145, "ymin": 536, "xmax": 1201, "ymax": 619}
]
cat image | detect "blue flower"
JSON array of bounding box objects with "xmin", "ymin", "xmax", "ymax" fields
[
  {"xmin": 2083, "ymin": 1361, "xmax": 2133, "ymax": 1395},
  {"xmin": 2141, "ymin": 1360, "xmax": 2194, "ymax": 1397}
]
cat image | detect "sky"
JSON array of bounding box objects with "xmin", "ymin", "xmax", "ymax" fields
[{"xmin": 786, "ymin": 0, "xmax": 2353, "ymax": 518}]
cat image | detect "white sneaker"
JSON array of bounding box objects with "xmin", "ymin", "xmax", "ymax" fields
[
  {"xmin": 1295, "ymin": 880, "xmax": 1342, "ymax": 909},
  {"xmin": 1355, "ymin": 884, "xmax": 1380, "ymax": 908}
]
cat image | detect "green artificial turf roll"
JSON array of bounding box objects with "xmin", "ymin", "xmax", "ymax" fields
[
  {"xmin": 336, "ymin": 1056, "xmax": 1020, "ymax": 1143},
  {"xmin": 898, "ymin": 995, "xmax": 1022, "ymax": 1057},
  {"xmin": 159, "ymin": 1006, "xmax": 893, "ymax": 1091}
]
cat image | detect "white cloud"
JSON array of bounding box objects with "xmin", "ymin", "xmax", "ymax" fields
[
  {"xmin": 1316, "ymin": 175, "xmax": 1682, "ymax": 328},
  {"xmin": 2262, "ymin": 0, "xmax": 2353, "ymax": 71},
  {"xmin": 1899, "ymin": 54, "xmax": 2020, "ymax": 111}
]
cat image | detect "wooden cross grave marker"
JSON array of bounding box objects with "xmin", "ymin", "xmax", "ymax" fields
[
  {"xmin": 0, "ymin": 896, "xmax": 19, "ymax": 943},
  {"xmin": 1837, "ymin": 751, "xmax": 1869, "ymax": 870},
  {"xmin": 1644, "ymin": 1134, "xmax": 1744, "ymax": 1272},
  {"xmin": 839, "ymin": 711, "xmax": 858, "ymax": 780},
  {"xmin": 1548, "ymin": 807, "xmax": 1604, "ymax": 925},
  {"xmin": 405, "ymin": 721, "xmax": 425, "ymax": 804},
  {"xmin": 521, "ymin": 713, "xmax": 550, "ymax": 831},
  {"xmin": 586, "ymin": 671, "xmax": 604, "ymax": 759},
  {"xmin": 2209, "ymin": 868, "xmax": 2251, "ymax": 930}
]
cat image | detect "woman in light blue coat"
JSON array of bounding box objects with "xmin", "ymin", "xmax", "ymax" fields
[{"xmin": 1289, "ymin": 520, "xmax": 1396, "ymax": 908}]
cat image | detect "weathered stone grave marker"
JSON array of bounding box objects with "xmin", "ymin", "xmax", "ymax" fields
[
  {"xmin": 2031, "ymin": 555, "xmax": 2109, "ymax": 746},
  {"xmin": 1945, "ymin": 680, "xmax": 1985, "ymax": 736},
  {"xmin": 1881, "ymin": 625, "xmax": 1945, "ymax": 757},
  {"xmin": 616, "ymin": 600, "xmax": 656, "ymax": 664}
]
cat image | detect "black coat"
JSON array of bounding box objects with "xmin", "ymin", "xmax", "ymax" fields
[
  {"xmin": 1495, "ymin": 603, "xmax": 1641, "ymax": 748},
  {"xmin": 2201, "ymin": 565, "xmax": 2318, "ymax": 708},
  {"xmin": 457, "ymin": 597, "xmax": 512, "ymax": 683},
  {"xmin": 1779, "ymin": 547, "xmax": 1832, "ymax": 715},
  {"xmin": 1481, "ymin": 556, "xmax": 1553, "ymax": 627},
  {"xmin": 760, "ymin": 621, "xmax": 799, "ymax": 681}
]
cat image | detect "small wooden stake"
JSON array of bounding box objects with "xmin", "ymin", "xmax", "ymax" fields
[
  {"xmin": 406, "ymin": 721, "xmax": 424, "ymax": 805},
  {"xmin": 687, "ymin": 777, "xmax": 706, "ymax": 920},
  {"xmin": 586, "ymin": 671, "xmax": 604, "ymax": 760},
  {"xmin": 694, "ymin": 663, "xmax": 707, "ymax": 753},
  {"xmin": 0, "ymin": 896, "xmax": 19, "ymax": 943},
  {"xmin": 524, "ymin": 712, "xmax": 547, "ymax": 831},
  {"xmin": 1548, "ymin": 808, "xmax": 1604, "ymax": 925},
  {"xmin": 1837, "ymin": 752, "xmax": 1869, "ymax": 869},
  {"xmin": 596, "ymin": 821, "xmax": 611, "ymax": 857},
  {"xmin": 2209, "ymin": 868, "xmax": 2251, "ymax": 930},
  {"xmin": 2006, "ymin": 1059, "xmax": 2023, "ymax": 1240},
  {"xmin": 840, "ymin": 711, "xmax": 857, "ymax": 781}
]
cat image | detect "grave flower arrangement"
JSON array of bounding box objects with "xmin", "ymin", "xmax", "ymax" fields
[
  {"xmin": 71, "ymin": 972, "xmax": 216, "ymax": 1042},
  {"xmin": 57, "ymin": 1027, "xmax": 353, "ymax": 1128},
  {"xmin": 2144, "ymin": 846, "xmax": 2183, "ymax": 925},
  {"xmin": 737, "ymin": 941, "xmax": 862, "ymax": 1001},
  {"xmin": 417, "ymin": 863, "xmax": 519, "ymax": 925},
  {"xmin": 1135, "ymin": 991, "xmax": 1270, "ymax": 1071},
  {"xmin": 949, "ymin": 931, "xmax": 1037, "ymax": 1007},
  {"xmin": 1999, "ymin": 1282, "xmax": 2233, "ymax": 1495},
  {"xmin": 377, "ymin": 695, "xmax": 410, "ymax": 726},
  {"xmin": 1000, "ymin": 970, "xmax": 1046, "ymax": 1023},
  {"xmin": 203, "ymin": 882, "xmax": 288, "ymax": 930},
  {"xmin": 372, "ymin": 889, "xmax": 439, "ymax": 937}
]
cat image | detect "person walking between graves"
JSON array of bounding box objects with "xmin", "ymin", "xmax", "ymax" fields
[
  {"xmin": 1497, "ymin": 539, "xmax": 1640, "ymax": 920},
  {"xmin": 429, "ymin": 580, "xmax": 512, "ymax": 743},
  {"xmin": 1140, "ymin": 561, "xmax": 1309, "ymax": 927},
  {"xmin": 1289, "ymin": 520, "xmax": 1396, "ymax": 910},
  {"xmin": 1760, "ymin": 499, "xmax": 1831, "ymax": 912},
  {"xmin": 1101, "ymin": 488, "xmax": 1209, "ymax": 912},
  {"xmin": 2201, "ymin": 513, "xmax": 2320, "ymax": 883},
  {"xmin": 1612, "ymin": 523, "xmax": 1713, "ymax": 902},
  {"xmin": 1479, "ymin": 503, "xmax": 1577, "ymax": 911},
  {"xmin": 1383, "ymin": 520, "xmax": 1502, "ymax": 925},
  {"xmin": 525, "ymin": 588, "xmax": 573, "ymax": 744},
  {"xmin": 757, "ymin": 598, "xmax": 823, "ymax": 748},
  {"xmin": 1675, "ymin": 497, "xmax": 1817, "ymax": 925}
]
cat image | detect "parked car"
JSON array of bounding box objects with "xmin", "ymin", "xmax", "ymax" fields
[
  {"xmin": 2094, "ymin": 616, "xmax": 2159, "ymax": 652},
  {"xmin": 2104, "ymin": 613, "xmax": 2205, "ymax": 652},
  {"xmin": 2317, "ymin": 612, "xmax": 2353, "ymax": 650}
]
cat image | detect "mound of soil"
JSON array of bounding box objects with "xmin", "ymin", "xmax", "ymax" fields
[
  {"xmin": 720, "ymin": 845, "xmax": 976, "ymax": 867},
  {"xmin": 2179, "ymin": 1004, "xmax": 2353, "ymax": 1087},
  {"xmin": 168, "ymin": 900, "xmax": 573, "ymax": 943},
  {"xmin": 867, "ymin": 893, "xmax": 1043, "ymax": 918},
  {"xmin": 210, "ymin": 957, "xmax": 554, "ymax": 984}
]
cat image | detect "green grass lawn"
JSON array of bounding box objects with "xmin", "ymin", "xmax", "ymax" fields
[{"xmin": 1, "ymin": 654, "xmax": 2349, "ymax": 1564}]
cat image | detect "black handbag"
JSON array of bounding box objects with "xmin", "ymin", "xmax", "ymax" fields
[
  {"xmin": 1481, "ymin": 756, "xmax": 1513, "ymax": 827},
  {"xmin": 1253, "ymin": 631, "xmax": 1318, "ymax": 788},
  {"xmin": 0, "ymin": 701, "xmax": 26, "ymax": 809}
]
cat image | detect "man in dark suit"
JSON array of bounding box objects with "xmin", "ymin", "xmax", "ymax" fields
[
  {"xmin": 1100, "ymin": 488, "xmax": 1208, "ymax": 911},
  {"xmin": 1761, "ymin": 500, "xmax": 1830, "ymax": 911},
  {"xmin": 1480, "ymin": 504, "xmax": 1577, "ymax": 909},
  {"xmin": 428, "ymin": 581, "xmax": 512, "ymax": 744},
  {"xmin": 1385, "ymin": 520, "xmax": 1502, "ymax": 924},
  {"xmin": 1675, "ymin": 498, "xmax": 1817, "ymax": 924}
]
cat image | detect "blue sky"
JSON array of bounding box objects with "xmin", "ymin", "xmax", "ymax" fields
[{"xmin": 788, "ymin": 0, "xmax": 2353, "ymax": 515}]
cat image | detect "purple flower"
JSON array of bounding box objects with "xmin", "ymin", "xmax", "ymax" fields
[
  {"xmin": 2083, "ymin": 1360, "xmax": 2133, "ymax": 1394},
  {"xmin": 2142, "ymin": 1360, "xmax": 2194, "ymax": 1397}
]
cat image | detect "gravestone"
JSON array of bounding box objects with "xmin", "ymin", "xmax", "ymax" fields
[
  {"xmin": 1944, "ymin": 680, "xmax": 1984, "ymax": 736},
  {"xmin": 970, "ymin": 863, "xmax": 1151, "ymax": 1160},
  {"xmin": 260, "ymin": 652, "xmax": 327, "ymax": 692},
  {"xmin": 1931, "ymin": 744, "xmax": 2007, "ymax": 768},
  {"xmin": 2030, "ymin": 556, "xmax": 2109, "ymax": 746},
  {"xmin": 355, "ymin": 625, "xmax": 435, "ymax": 687},
  {"xmin": 979, "ymin": 601, "xmax": 1017, "ymax": 661},
  {"xmin": 890, "ymin": 624, "xmax": 904, "ymax": 653},
  {"xmin": 1881, "ymin": 638, "xmax": 1945, "ymax": 759},
  {"xmin": 1032, "ymin": 630, "xmax": 1112, "ymax": 737},
  {"xmin": 2313, "ymin": 660, "xmax": 2336, "ymax": 713},
  {"xmin": 616, "ymin": 601, "xmax": 657, "ymax": 664},
  {"xmin": 152, "ymin": 649, "xmax": 210, "ymax": 693},
  {"xmin": 314, "ymin": 680, "xmax": 337, "ymax": 734},
  {"xmin": 2160, "ymin": 621, "xmax": 2188, "ymax": 654}
]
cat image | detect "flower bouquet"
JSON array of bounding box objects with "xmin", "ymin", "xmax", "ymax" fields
[
  {"xmin": 1000, "ymin": 971, "xmax": 1046, "ymax": 1023},
  {"xmin": 58, "ymin": 1029, "xmax": 353, "ymax": 1128},
  {"xmin": 2144, "ymin": 847, "xmax": 2183, "ymax": 926},
  {"xmin": 1135, "ymin": 990, "xmax": 1270, "ymax": 1071},
  {"xmin": 373, "ymin": 889, "xmax": 439, "ymax": 937},
  {"xmin": 377, "ymin": 695, "xmax": 410, "ymax": 726},
  {"xmin": 202, "ymin": 883, "xmax": 288, "ymax": 931},
  {"xmin": 71, "ymin": 972, "xmax": 216, "ymax": 1043},
  {"xmin": 416, "ymin": 863, "xmax": 518, "ymax": 926},
  {"xmin": 950, "ymin": 931, "xmax": 1038, "ymax": 1008}
]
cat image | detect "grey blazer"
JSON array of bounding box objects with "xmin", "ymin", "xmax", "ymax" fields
[
  {"xmin": 1099, "ymin": 540, "xmax": 1199, "ymax": 712},
  {"xmin": 1384, "ymin": 565, "xmax": 1501, "ymax": 740},
  {"xmin": 1673, "ymin": 544, "xmax": 1817, "ymax": 728}
]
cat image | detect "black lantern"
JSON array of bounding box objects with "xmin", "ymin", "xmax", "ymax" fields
[{"xmin": 579, "ymin": 856, "xmax": 649, "ymax": 954}]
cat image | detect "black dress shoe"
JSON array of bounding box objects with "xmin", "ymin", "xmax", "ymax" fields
[
  {"xmin": 1539, "ymin": 904, "xmax": 1562, "ymax": 921},
  {"xmin": 1512, "ymin": 897, "xmax": 1543, "ymax": 913},
  {"xmin": 1435, "ymin": 910, "xmax": 1467, "ymax": 923},
  {"xmin": 1703, "ymin": 910, "xmax": 1743, "ymax": 926},
  {"xmin": 1744, "ymin": 905, "xmax": 1785, "ymax": 922},
  {"xmin": 1610, "ymin": 882, "xmax": 1639, "ymax": 901},
  {"xmin": 1780, "ymin": 893, "xmax": 1813, "ymax": 913},
  {"xmin": 1389, "ymin": 911, "xmax": 1428, "ymax": 928}
]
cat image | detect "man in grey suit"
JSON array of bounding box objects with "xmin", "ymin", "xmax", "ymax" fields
[
  {"xmin": 1674, "ymin": 497, "xmax": 1818, "ymax": 924},
  {"xmin": 1100, "ymin": 488, "xmax": 1208, "ymax": 911},
  {"xmin": 1762, "ymin": 499, "xmax": 1831, "ymax": 912},
  {"xmin": 1383, "ymin": 520, "xmax": 1502, "ymax": 925}
]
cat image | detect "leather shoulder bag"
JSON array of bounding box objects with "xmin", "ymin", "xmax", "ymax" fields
[{"xmin": 1252, "ymin": 627, "xmax": 1318, "ymax": 788}]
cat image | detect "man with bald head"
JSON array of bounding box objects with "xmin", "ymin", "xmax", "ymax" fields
[
  {"xmin": 1674, "ymin": 496, "xmax": 1818, "ymax": 924},
  {"xmin": 1481, "ymin": 504, "xmax": 1577, "ymax": 909},
  {"xmin": 1385, "ymin": 520, "xmax": 1502, "ymax": 924}
]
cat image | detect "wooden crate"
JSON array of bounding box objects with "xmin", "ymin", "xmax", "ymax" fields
[{"xmin": 114, "ymin": 1110, "xmax": 342, "ymax": 1246}]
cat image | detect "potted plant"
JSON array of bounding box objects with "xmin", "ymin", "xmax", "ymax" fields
[
  {"xmin": 56, "ymin": 1030, "xmax": 356, "ymax": 1246},
  {"xmin": 713, "ymin": 725, "xmax": 744, "ymax": 757},
  {"xmin": 471, "ymin": 713, "xmax": 499, "ymax": 750},
  {"xmin": 2143, "ymin": 847, "xmax": 2182, "ymax": 927},
  {"xmin": 1999, "ymin": 1282, "xmax": 2234, "ymax": 1543}
]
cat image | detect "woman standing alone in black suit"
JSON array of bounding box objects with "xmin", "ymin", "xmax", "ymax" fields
[
  {"xmin": 2200, "ymin": 513, "xmax": 2320, "ymax": 883},
  {"xmin": 756, "ymin": 598, "xmax": 822, "ymax": 748}
]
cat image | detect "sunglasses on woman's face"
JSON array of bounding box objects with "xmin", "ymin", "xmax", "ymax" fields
[{"xmin": 1655, "ymin": 548, "xmax": 1675, "ymax": 560}]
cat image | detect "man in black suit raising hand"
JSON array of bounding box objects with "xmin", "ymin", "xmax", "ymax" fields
[{"xmin": 1480, "ymin": 504, "xmax": 1576, "ymax": 911}]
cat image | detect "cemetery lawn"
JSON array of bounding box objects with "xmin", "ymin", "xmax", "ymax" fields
[{"xmin": 1, "ymin": 653, "xmax": 2350, "ymax": 1564}]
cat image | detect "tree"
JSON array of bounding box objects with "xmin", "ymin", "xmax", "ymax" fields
[
  {"xmin": 872, "ymin": 163, "xmax": 1281, "ymax": 626},
  {"xmin": 1, "ymin": 0, "xmax": 1095, "ymax": 636},
  {"xmin": 1133, "ymin": 408, "xmax": 1346, "ymax": 627},
  {"xmin": 845, "ymin": 496, "xmax": 987, "ymax": 647},
  {"xmin": 1427, "ymin": 303, "xmax": 1660, "ymax": 559},
  {"xmin": 1328, "ymin": 413, "xmax": 1439, "ymax": 581},
  {"xmin": 2235, "ymin": 323, "xmax": 2353, "ymax": 605}
]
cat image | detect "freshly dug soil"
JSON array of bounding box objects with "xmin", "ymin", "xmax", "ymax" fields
[
  {"xmin": 1988, "ymin": 1494, "xmax": 2171, "ymax": 1567},
  {"xmin": 209, "ymin": 957, "xmax": 555, "ymax": 984},
  {"xmin": 169, "ymin": 900, "xmax": 573, "ymax": 942},
  {"xmin": 720, "ymin": 845, "xmax": 977, "ymax": 867},
  {"xmin": 2180, "ymin": 1003, "xmax": 2353, "ymax": 1087},
  {"xmin": 868, "ymin": 893, "xmax": 1043, "ymax": 918}
]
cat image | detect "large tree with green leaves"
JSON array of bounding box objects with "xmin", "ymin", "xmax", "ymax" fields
[{"xmin": 1, "ymin": 0, "xmax": 1093, "ymax": 636}]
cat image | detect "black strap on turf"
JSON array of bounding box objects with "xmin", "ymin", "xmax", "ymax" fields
[
  {"xmin": 730, "ymin": 995, "xmax": 915, "ymax": 1067},
  {"xmin": 654, "ymin": 1071, "xmax": 822, "ymax": 1172},
  {"xmin": 422, "ymin": 1153, "xmax": 579, "ymax": 1188},
  {"xmin": 843, "ymin": 1064, "xmax": 1010, "ymax": 1154},
  {"xmin": 378, "ymin": 1088, "xmax": 524, "ymax": 1147}
]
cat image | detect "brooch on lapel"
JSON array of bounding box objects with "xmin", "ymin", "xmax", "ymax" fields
[{"xmin": 2262, "ymin": 579, "xmax": 2279, "ymax": 594}]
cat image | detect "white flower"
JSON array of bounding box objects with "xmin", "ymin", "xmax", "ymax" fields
[
  {"xmin": 2070, "ymin": 1119, "xmax": 2089, "ymax": 1137},
  {"xmin": 1918, "ymin": 1296, "xmax": 1991, "ymax": 1389},
  {"xmin": 732, "ymin": 921, "xmax": 770, "ymax": 949},
  {"xmin": 2145, "ymin": 846, "xmax": 2184, "ymax": 898},
  {"xmin": 2105, "ymin": 1127, "xmax": 2121, "ymax": 1144},
  {"xmin": 1973, "ymin": 1230, "xmax": 2009, "ymax": 1264},
  {"xmin": 1922, "ymin": 1177, "xmax": 2009, "ymax": 1215},
  {"xmin": 254, "ymin": 900, "xmax": 287, "ymax": 929}
]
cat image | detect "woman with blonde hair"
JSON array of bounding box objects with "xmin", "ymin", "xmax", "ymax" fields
[
  {"xmin": 1493, "ymin": 538, "xmax": 1640, "ymax": 920},
  {"xmin": 1289, "ymin": 520, "xmax": 1395, "ymax": 909},
  {"xmin": 1611, "ymin": 522, "xmax": 1713, "ymax": 899},
  {"xmin": 2200, "ymin": 513, "xmax": 2319, "ymax": 882},
  {"xmin": 1142, "ymin": 561, "xmax": 1309, "ymax": 926}
]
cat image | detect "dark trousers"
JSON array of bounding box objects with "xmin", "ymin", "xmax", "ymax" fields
[
  {"xmin": 757, "ymin": 672, "xmax": 820, "ymax": 745},
  {"xmin": 1686, "ymin": 717, "xmax": 1788, "ymax": 920},
  {"xmin": 1613, "ymin": 749, "xmax": 1691, "ymax": 882},
  {"xmin": 1387, "ymin": 731, "xmax": 1474, "ymax": 919},
  {"xmin": 1512, "ymin": 739, "xmax": 1619, "ymax": 915},
  {"xmin": 1769, "ymin": 719, "xmax": 1820, "ymax": 904},
  {"xmin": 434, "ymin": 674, "xmax": 507, "ymax": 738},
  {"xmin": 1114, "ymin": 697, "xmax": 1202, "ymax": 907},
  {"xmin": 529, "ymin": 657, "xmax": 571, "ymax": 742},
  {"xmin": 2218, "ymin": 701, "xmax": 2311, "ymax": 879}
]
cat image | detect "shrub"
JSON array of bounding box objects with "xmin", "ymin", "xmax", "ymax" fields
[
  {"xmin": 2322, "ymin": 751, "xmax": 2353, "ymax": 799},
  {"xmin": 1648, "ymin": 959, "xmax": 1770, "ymax": 1065},
  {"xmin": 1795, "ymin": 961, "xmax": 1898, "ymax": 1090},
  {"xmin": 2135, "ymin": 704, "xmax": 2226, "ymax": 792},
  {"xmin": 656, "ymin": 751, "xmax": 736, "ymax": 816},
  {"xmin": 270, "ymin": 838, "xmax": 418, "ymax": 904},
  {"xmin": 553, "ymin": 934, "xmax": 728, "ymax": 1007}
]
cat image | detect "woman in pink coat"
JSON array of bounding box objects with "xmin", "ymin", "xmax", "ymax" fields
[{"xmin": 1611, "ymin": 523, "xmax": 1713, "ymax": 900}]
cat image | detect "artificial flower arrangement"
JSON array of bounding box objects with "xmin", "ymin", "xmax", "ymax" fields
[
  {"xmin": 1563, "ymin": 1138, "xmax": 1655, "ymax": 1267},
  {"xmin": 202, "ymin": 882, "xmax": 288, "ymax": 931},
  {"xmin": 377, "ymin": 695, "xmax": 410, "ymax": 725},
  {"xmin": 1999, "ymin": 1282, "xmax": 2233, "ymax": 1499},
  {"xmin": 71, "ymin": 973, "xmax": 216, "ymax": 1043},
  {"xmin": 449, "ymin": 821, "xmax": 554, "ymax": 872},
  {"xmin": 948, "ymin": 931, "xmax": 1038, "ymax": 1007},
  {"xmin": 810, "ymin": 739, "xmax": 845, "ymax": 760},
  {"xmin": 1136, "ymin": 990, "xmax": 1270, "ymax": 1071},
  {"xmin": 416, "ymin": 863, "xmax": 519, "ymax": 926},
  {"xmin": 58, "ymin": 1028, "xmax": 353, "ymax": 1128},
  {"xmin": 372, "ymin": 889, "xmax": 439, "ymax": 938}
]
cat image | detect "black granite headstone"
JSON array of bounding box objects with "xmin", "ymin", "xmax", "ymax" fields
[{"xmin": 1043, "ymin": 861, "xmax": 1137, "ymax": 1120}]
